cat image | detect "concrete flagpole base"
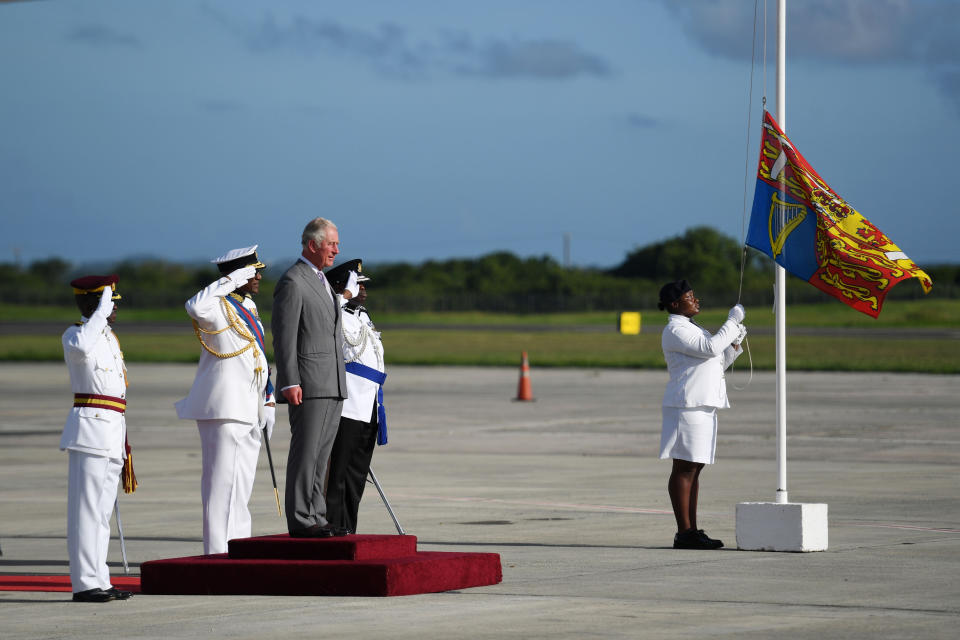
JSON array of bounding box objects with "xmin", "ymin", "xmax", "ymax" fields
[{"xmin": 735, "ymin": 502, "xmax": 828, "ymax": 552}]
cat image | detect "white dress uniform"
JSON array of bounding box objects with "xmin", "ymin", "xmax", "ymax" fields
[
  {"xmin": 61, "ymin": 301, "xmax": 127, "ymax": 594},
  {"xmin": 325, "ymin": 283, "xmax": 385, "ymax": 533},
  {"xmin": 340, "ymin": 300, "xmax": 384, "ymax": 422},
  {"xmin": 659, "ymin": 313, "xmax": 743, "ymax": 464},
  {"xmin": 175, "ymin": 267, "xmax": 273, "ymax": 555}
]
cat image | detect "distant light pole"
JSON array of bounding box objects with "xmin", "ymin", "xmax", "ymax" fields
[{"xmin": 562, "ymin": 233, "xmax": 571, "ymax": 268}]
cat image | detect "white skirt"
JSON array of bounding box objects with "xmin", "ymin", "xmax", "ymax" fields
[{"xmin": 659, "ymin": 406, "xmax": 718, "ymax": 464}]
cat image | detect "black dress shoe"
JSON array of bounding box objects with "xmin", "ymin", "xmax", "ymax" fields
[
  {"xmin": 673, "ymin": 528, "xmax": 722, "ymax": 550},
  {"xmin": 105, "ymin": 587, "xmax": 133, "ymax": 600},
  {"xmin": 332, "ymin": 526, "xmax": 352, "ymax": 537},
  {"xmin": 696, "ymin": 529, "xmax": 724, "ymax": 549},
  {"xmin": 289, "ymin": 523, "xmax": 336, "ymax": 538},
  {"xmin": 72, "ymin": 588, "xmax": 116, "ymax": 603}
]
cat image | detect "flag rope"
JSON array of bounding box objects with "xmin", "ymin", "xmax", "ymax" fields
[
  {"xmin": 730, "ymin": 0, "xmax": 763, "ymax": 391},
  {"xmin": 738, "ymin": 0, "xmax": 762, "ymax": 304}
]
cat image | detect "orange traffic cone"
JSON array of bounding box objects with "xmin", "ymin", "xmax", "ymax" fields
[{"xmin": 513, "ymin": 351, "xmax": 535, "ymax": 401}]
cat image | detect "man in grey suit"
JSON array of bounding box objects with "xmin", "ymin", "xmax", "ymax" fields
[{"xmin": 272, "ymin": 217, "xmax": 348, "ymax": 537}]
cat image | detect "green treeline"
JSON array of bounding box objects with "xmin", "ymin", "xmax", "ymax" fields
[{"xmin": 2, "ymin": 227, "xmax": 954, "ymax": 312}]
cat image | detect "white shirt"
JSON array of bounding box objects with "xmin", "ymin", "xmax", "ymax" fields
[
  {"xmin": 175, "ymin": 276, "xmax": 273, "ymax": 425},
  {"xmin": 60, "ymin": 311, "xmax": 127, "ymax": 459},
  {"xmin": 298, "ymin": 256, "xmax": 335, "ymax": 301},
  {"xmin": 661, "ymin": 314, "xmax": 743, "ymax": 409},
  {"xmin": 339, "ymin": 301, "xmax": 384, "ymax": 422}
]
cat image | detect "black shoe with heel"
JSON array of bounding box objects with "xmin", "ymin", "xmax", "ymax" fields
[
  {"xmin": 673, "ymin": 528, "xmax": 723, "ymax": 550},
  {"xmin": 696, "ymin": 529, "xmax": 724, "ymax": 549}
]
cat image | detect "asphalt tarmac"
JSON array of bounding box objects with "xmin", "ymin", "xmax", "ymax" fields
[
  {"xmin": 1, "ymin": 363, "xmax": 957, "ymax": 639},
  {"xmin": 3, "ymin": 320, "xmax": 957, "ymax": 340}
]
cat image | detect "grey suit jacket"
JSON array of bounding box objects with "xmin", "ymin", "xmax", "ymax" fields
[{"xmin": 272, "ymin": 260, "xmax": 347, "ymax": 402}]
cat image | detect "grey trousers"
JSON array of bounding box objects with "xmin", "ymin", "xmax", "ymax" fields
[{"xmin": 284, "ymin": 397, "xmax": 343, "ymax": 532}]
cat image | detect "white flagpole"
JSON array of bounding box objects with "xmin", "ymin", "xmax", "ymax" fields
[
  {"xmin": 736, "ymin": 0, "xmax": 827, "ymax": 551},
  {"xmin": 775, "ymin": 0, "xmax": 788, "ymax": 504}
]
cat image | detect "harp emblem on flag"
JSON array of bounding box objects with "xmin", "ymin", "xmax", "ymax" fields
[{"xmin": 768, "ymin": 192, "xmax": 806, "ymax": 258}]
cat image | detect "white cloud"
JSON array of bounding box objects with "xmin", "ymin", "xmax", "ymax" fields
[
  {"xmin": 663, "ymin": 0, "xmax": 960, "ymax": 114},
  {"xmin": 219, "ymin": 13, "xmax": 610, "ymax": 81}
]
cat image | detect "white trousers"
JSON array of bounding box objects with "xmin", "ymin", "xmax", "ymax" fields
[
  {"xmin": 197, "ymin": 420, "xmax": 261, "ymax": 555},
  {"xmin": 67, "ymin": 450, "xmax": 122, "ymax": 593}
]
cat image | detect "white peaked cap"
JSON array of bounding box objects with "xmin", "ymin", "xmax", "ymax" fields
[{"xmin": 211, "ymin": 245, "xmax": 259, "ymax": 265}]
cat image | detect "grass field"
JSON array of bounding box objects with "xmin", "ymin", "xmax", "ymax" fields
[
  {"xmin": 379, "ymin": 299, "xmax": 960, "ymax": 329},
  {"xmin": 2, "ymin": 298, "xmax": 958, "ymax": 327},
  {"xmin": 2, "ymin": 300, "xmax": 957, "ymax": 372}
]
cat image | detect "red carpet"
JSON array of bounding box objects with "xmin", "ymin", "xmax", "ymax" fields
[
  {"xmin": 0, "ymin": 575, "xmax": 141, "ymax": 593},
  {"xmin": 229, "ymin": 533, "xmax": 417, "ymax": 560},
  {"xmin": 141, "ymin": 534, "xmax": 501, "ymax": 597}
]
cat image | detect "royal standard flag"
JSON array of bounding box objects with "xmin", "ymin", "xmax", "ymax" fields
[{"xmin": 746, "ymin": 112, "xmax": 932, "ymax": 318}]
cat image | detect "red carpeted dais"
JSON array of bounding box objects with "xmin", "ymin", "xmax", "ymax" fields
[
  {"xmin": 141, "ymin": 534, "xmax": 501, "ymax": 597},
  {"xmin": 0, "ymin": 575, "xmax": 141, "ymax": 593}
]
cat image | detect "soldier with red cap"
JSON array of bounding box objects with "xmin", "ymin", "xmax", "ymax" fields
[{"xmin": 61, "ymin": 275, "xmax": 135, "ymax": 603}]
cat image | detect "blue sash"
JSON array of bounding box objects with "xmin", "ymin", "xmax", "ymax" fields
[
  {"xmin": 224, "ymin": 296, "xmax": 274, "ymax": 399},
  {"xmin": 344, "ymin": 361, "xmax": 388, "ymax": 445}
]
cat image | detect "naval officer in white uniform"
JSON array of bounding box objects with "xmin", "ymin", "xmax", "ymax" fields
[
  {"xmin": 325, "ymin": 259, "xmax": 387, "ymax": 534},
  {"xmin": 61, "ymin": 275, "xmax": 134, "ymax": 603},
  {"xmin": 657, "ymin": 279, "xmax": 746, "ymax": 550},
  {"xmin": 175, "ymin": 246, "xmax": 275, "ymax": 555}
]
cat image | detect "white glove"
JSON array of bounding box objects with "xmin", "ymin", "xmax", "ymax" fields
[
  {"xmin": 343, "ymin": 271, "xmax": 360, "ymax": 299},
  {"xmin": 737, "ymin": 324, "xmax": 748, "ymax": 343},
  {"xmin": 228, "ymin": 265, "xmax": 258, "ymax": 288},
  {"xmin": 262, "ymin": 404, "xmax": 275, "ymax": 441},
  {"xmin": 96, "ymin": 285, "xmax": 115, "ymax": 317},
  {"xmin": 728, "ymin": 303, "xmax": 745, "ymax": 323}
]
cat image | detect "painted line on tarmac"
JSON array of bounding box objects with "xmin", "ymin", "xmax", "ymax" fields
[
  {"xmin": 844, "ymin": 522, "xmax": 960, "ymax": 534},
  {"xmin": 393, "ymin": 495, "xmax": 960, "ymax": 533},
  {"xmin": 393, "ymin": 493, "xmax": 673, "ymax": 515}
]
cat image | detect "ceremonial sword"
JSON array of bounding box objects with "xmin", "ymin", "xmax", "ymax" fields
[
  {"xmin": 368, "ymin": 466, "xmax": 404, "ymax": 535},
  {"xmin": 113, "ymin": 497, "xmax": 129, "ymax": 574},
  {"xmin": 262, "ymin": 425, "xmax": 282, "ymax": 517}
]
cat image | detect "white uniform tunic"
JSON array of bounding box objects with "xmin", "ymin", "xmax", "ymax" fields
[
  {"xmin": 61, "ymin": 308, "xmax": 127, "ymax": 593},
  {"xmin": 175, "ymin": 276, "xmax": 273, "ymax": 555},
  {"xmin": 339, "ymin": 302, "xmax": 384, "ymax": 422},
  {"xmin": 325, "ymin": 299, "xmax": 385, "ymax": 532},
  {"xmin": 659, "ymin": 313, "xmax": 743, "ymax": 464}
]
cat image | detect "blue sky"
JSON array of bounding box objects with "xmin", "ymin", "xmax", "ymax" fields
[{"xmin": 2, "ymin": 0, "xmax": 958, "ymax": 270}]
